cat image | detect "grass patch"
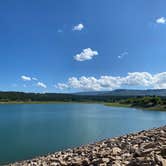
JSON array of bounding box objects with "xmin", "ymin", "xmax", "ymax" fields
[{"xmin": 104, "ymin": 102, "xmax": 131, "ymax": 107}]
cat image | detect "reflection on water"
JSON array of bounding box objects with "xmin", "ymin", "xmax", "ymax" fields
[{"xmin": 0, "ymin": 103, "xmax": 166, "ymax": 164}]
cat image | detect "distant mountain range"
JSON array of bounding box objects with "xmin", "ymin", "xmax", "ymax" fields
[{"xmin": 75, "ymin": 89, "xmax": 166, "ymax": 96}]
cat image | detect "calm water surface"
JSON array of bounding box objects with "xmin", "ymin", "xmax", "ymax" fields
[{"xmin": 0, "ymin": 103, "xmax": 166, "ymax": 164}]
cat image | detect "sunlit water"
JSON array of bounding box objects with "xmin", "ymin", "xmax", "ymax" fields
[{"xmin": 0, "ymin": 103, "xmax": 166, "ymax": 164}]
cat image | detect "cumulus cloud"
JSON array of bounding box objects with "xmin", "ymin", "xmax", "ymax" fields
[
  {"xmin": 37, "ymin": 82, "xmax": 47, "ymax": 88},
  {"xmin": 74, "ymin": 48, "xmax": 98, "ymax": 61},
  {"xmin": 73, "ymin": 23, "xmax": 84, "ymax": 31},
  {"xmin": 55, "ymin": 72, "xmax": 166, "ymax": 91},
  {"xmin": 156, "ymin": 17, "xmax": 166, "ymax": 24},
  {"xmin": 152, "ymin": 72, "xmax": 166, "ymax": 89},
  {"xmin": 123, "ymin": 72, "xmax": 153, "ymax": 86},
  {"xmin": 21, "ymin": 75, "xmax": 31, "ymax": 81}
]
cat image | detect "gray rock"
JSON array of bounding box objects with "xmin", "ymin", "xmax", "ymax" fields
[{"xmin": 112, "ymin": 147, "xmax": 121, "ymax": 155}]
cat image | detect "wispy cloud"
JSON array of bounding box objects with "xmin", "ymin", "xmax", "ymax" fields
[
  {"xmin": 32, "ymin": 77, "xmax": 38, "ymax": 81},
  {"xmin": 56, "ymin": 83, "xmax": 69, "ymax": 90},
  {"xmin": 156, "ymin": 17, "xmax": 166, "ymax": 24},
  {"xmin": 37, "ymin": 82, "xmax": 47, "ymax": 88},
  {"xmin": 74, "ymin": 48, "xmax": 98, "ymax": 61},
  {"xmin": 21, "ymin": 75, "xmax": 31, "ymax": 81},
  {"xmin": 73, "ymin": 23, "xmax": 84, "ymax": 31},
  {"xmin": 21, "ymin": 75, "xmax": 38, "ymax": 81},
  {"xmin": 56, "ymin": 72, "xmax": 166, "ymax": 91},
  {"xmin": 118, "ymin": 51, "xmax": 128, "ymax": 59}
]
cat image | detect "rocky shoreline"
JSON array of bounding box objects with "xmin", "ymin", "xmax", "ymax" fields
[{"xmin": 8, "ymin": 126, "xmax": 166, "ymax": 166}]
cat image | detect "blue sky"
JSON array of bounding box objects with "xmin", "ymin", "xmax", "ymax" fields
[{"xmin": 1, "ymin": 0, "xmax": 166, "ymax": 92}]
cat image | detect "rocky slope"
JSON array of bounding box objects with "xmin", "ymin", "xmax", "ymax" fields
[{"xmin": 8, "ymin": 126, "xmax": 166, "ymax": 166}]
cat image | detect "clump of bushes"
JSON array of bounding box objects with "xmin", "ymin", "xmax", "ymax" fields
[{"xmin": 119, "ymin": 96, "xmax": 165, "ymax": 108}]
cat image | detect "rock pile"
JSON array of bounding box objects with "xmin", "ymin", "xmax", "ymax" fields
[{"xmin": 8, "ymin": 126, "xmax": 166, "ymax": 166}]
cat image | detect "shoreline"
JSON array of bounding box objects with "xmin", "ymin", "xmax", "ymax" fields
[
  {"xmin": 105, "ymin": 102, "xmax": 166, "ymax": 111},
  {"xmin": 0, "ymin": 101, "xmax": 102, "ymax": 105},
  {"xmin": 8, "ymin": 125, "xmax": 166, "ymax": 166}
]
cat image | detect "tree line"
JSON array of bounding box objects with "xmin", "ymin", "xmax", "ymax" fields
[
  {"xmin": 119, "ymin": 96, "xmax": 166, "ymax": 108},
  {"xmin": 0, "ymin": 91, "xmax": 130, "ymax": 102},
  {"xmin": 0, "ymin": 92, "xmax": 166, "ymax": 108}
]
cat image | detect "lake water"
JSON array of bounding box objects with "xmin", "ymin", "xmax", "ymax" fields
[{"xmin": 0, "ymin": 103, "xmax": 166, "ymax": 164}]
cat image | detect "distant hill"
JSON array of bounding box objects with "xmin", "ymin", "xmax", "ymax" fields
[{"xmin": 75, "ymin": 89, "xmax": 166, "ymax": 96}]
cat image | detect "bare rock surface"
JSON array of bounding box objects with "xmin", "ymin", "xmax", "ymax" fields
[{"xmin": 8, "ymin": 126, "xmax": 166, "ymax": 166}]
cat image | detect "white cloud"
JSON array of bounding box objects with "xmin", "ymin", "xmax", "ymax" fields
[
  {"xmin": 117, "ymin": 56, "xmax": 122, "ymax": 59},
  {"xmin": 21, "ymin": 75, "xmax": 31, "ymax": 81},
  {"xmin": 156, "ymin": 17, "xmax": 166, "ymax": 24},
  {"xmin": 73, "ymin": 23, "xmax": 84, "ymax": 31},
  {"xmin": 152, "ymin": 72, "xmax": 166, "ymax": 89},
  {"xmin": 32, "ymin": 77, "xmax": 38, "ymax": 81},
  {"xmin": 123, "ymin": 72, "xmax": 153, "ymax": 86},
  {"xmin": 56, "ymin": 83, "xmax": 69, "ymax": 90},
  {"xmin": 37, "ymin": 82, "xmax": 47, "ymax": 88},
  {"xmin": 69, "ymin": 76, "xmax": 102, "ymax": 90},
  {"xmin": 55, "ymin": 72, "xmax": 166, "ymax": 91},
  {"xmin": 118, "ymin": 51, "xmax": 128, "ymax": 59},
  {"xmin": 74, "ymin": 48, "xmax": 98, "ymax": 61},
  {"xmin": 21, "ymin": 75, "xmax": 38, "ymax": 81}
]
